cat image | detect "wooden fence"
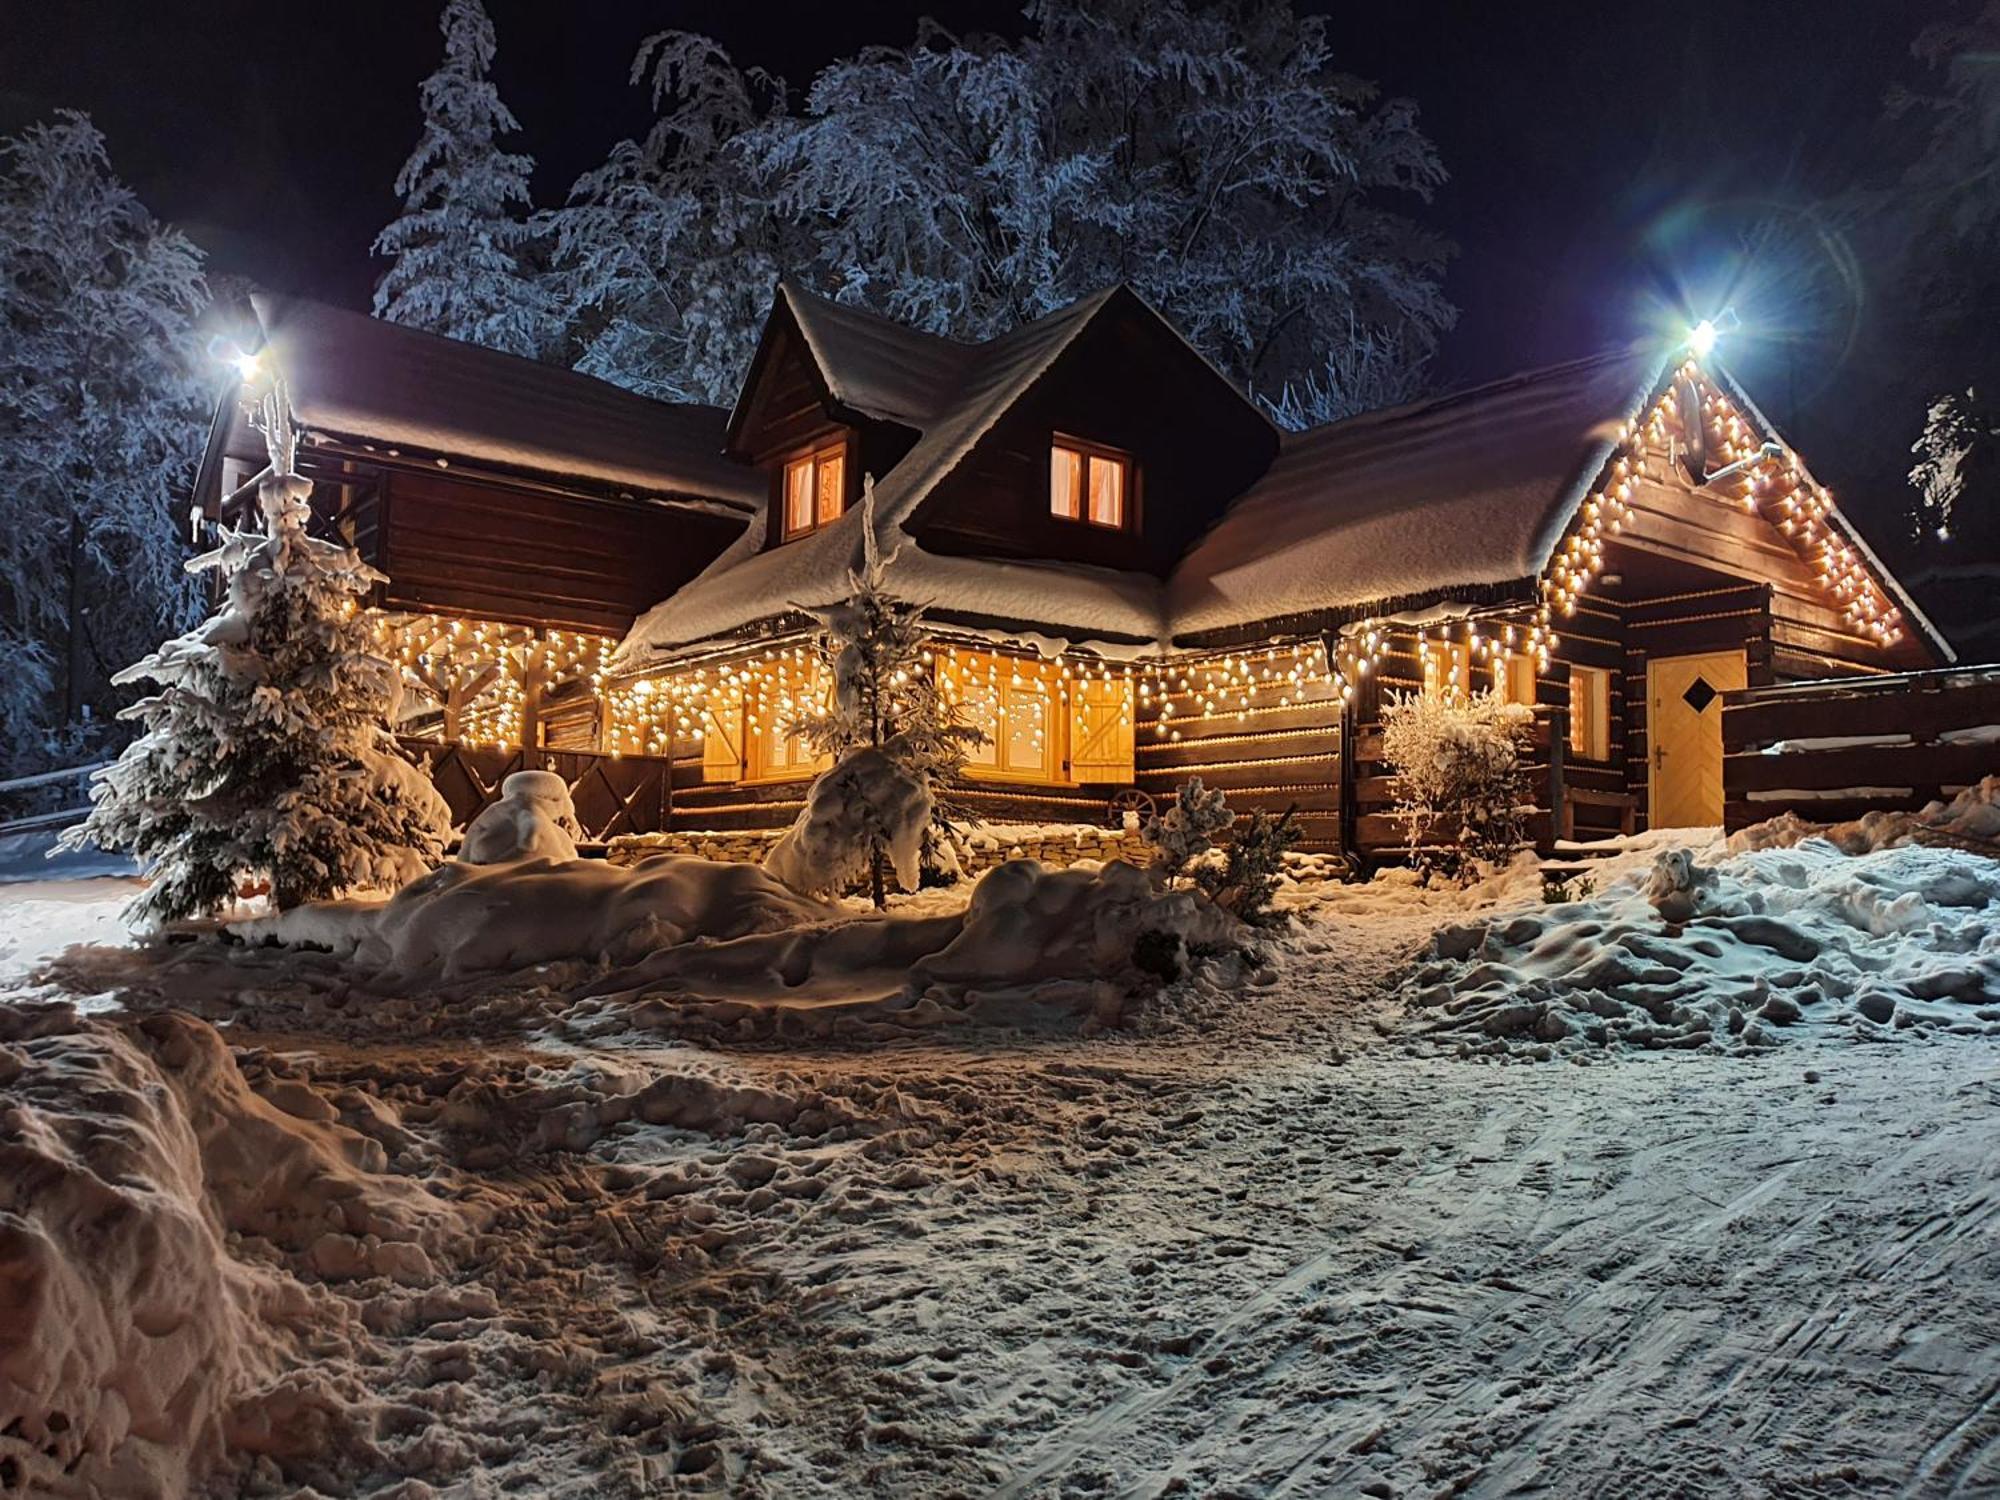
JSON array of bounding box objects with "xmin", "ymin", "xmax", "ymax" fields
[
  {"xmin": 1721, "ymin": 666, "xmax": 2000, "ymax": 831},
  {"xmin": 400, "ymin": 739, "xmax": 673, "ymax": 842}
]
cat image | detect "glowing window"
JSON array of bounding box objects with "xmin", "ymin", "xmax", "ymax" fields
[
  {"xmin": 1050, "ymin": 440, "xmax": 1128, "ymax": 528},
  {"xmin": 1569, "ymin": 666, "xmax": 1611, "ymax": 760},
  {"xmin": 940, "ymin": 648, "xmax": 1062, "ymax": 782},
  {"xmin": 1422, "ymin": 640, "xmax": 1472, "ymax": 700},
  {"xmin": 782, "ymin": 443, "xmax": 846, "ymax": 538},
  {"xmin": 1499, "ymin": 651, "xmax": 1539, "ymax": 706}
]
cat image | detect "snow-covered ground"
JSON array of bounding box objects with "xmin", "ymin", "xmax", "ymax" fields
[{"xmin": 4, "ymin": 832, "xmax": 1999, "ymax": 1496}]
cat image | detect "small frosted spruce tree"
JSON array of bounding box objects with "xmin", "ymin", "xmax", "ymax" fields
[
  {"xmin": 1143, "ymin": 778, "xmax": 1236, "ymax": 888},
  {"xmin": 764, "ymin": 485, "xmax": 986, "ymax": 906},
  {"xmin": 65, "ymin": 385, "xmax": 452, "ymax": 926}
]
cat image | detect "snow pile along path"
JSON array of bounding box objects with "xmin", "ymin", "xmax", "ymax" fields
[
  {"xmin": 237, "ymin": 853, "xmax": 838, "ymax": 981},
  {"xmin": 1406, "ymin": 837, "xmax": 2000, "ymax": 1058},
  {"xmin": 585, "ymin": 857, "xmax": 1249, "ymax": 1039},
  {"xmin": 0, "ymin": 1006, "xmax": 470, "ymax": 1496}
]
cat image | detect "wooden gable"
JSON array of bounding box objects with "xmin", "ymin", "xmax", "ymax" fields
[
  {"xmin": 905, "ymin": 293, "xmax": 1279, "ymax": 578},
  {"xmin": 1541, "ymin": 358, "xmax": 1945, "ymax": 680}
]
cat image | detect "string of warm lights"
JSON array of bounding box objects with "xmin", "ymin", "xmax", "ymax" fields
[
  {"xmin": 367, "ymin": 611, "xmax": 617, "ymax": 749},
  {"xmin": 1533, "ymin": 355, "xmax": 1905, "ymax": 649}
]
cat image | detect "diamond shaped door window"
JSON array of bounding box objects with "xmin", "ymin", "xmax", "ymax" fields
[{"xmin": 1681, "ymin": 676, "xmax": 1719, "ymax": 714}]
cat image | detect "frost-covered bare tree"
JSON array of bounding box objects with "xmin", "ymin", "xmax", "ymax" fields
[
  {"xmin": 0, "ymin": 111, "xmax": 209, "ymax": 773},
  {"xmin": 374, "ymin": 0, "xmax": 550, "ymax": 358},
  {"xmin": 549, "ymin": 0, "xmax": 1452, "ymax": 419}
]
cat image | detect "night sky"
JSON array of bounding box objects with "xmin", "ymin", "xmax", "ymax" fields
[{"xmin": 0, "ymin": 0, "xmax": 1958, "ymax": 532}]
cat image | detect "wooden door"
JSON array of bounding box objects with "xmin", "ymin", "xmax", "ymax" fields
[{"xmin": 1647, "ymin": 649, "xmax": 1747, "ymax": 827}]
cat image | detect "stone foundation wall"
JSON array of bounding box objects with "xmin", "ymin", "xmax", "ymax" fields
[{"xmin": 606, "ymin": 822, "xmax": 1153, "ymax": 874}]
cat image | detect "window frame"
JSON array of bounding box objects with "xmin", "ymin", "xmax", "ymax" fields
[
  {"xmin": 1568, "ymin": 665, "xmax": 1612, "ymax": 762},
  {"xmin": 940, "ymin": 648, "xmax": 1065, "ymax": 784},
  {"xmin": 778, "ymin": 438, "xmax": 850, "ymax": 541},
  {"xmin": 1049, "ymin": 434, "xmax": 1134, "ymax": 532},
  {"xmin": 1498, "ymin": 650, "xmax": 1539, "ymax": 707},
  {"xmin": 1421, "ymin": 640, "xmax": 1473, "ymax": 701}
]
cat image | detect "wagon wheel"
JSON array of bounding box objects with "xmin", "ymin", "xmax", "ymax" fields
[{"xmin": 1107, "ymin": 788, "xmax": 1156, "ymax": 826}]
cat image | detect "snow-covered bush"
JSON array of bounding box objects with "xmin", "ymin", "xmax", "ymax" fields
[
  {"xmin": 64, "ymin": 387, "xmax": 452, "ymax": 926},
  {"xmin": 1143, "ymin": 778, "xmax": 1236, "ymax": 888},
  {"xmin": 458, "ymin": 769, "xmax": 581, "ymax": 864},
  {"xmin": 768, "ymin": 487, "xmax": 984, "ymax": 904},
  {"xmin": 764, "ymin": 747, "xmax": 932, "ymax": 899},
  {"xmin": 1380, "ymin": 689, "xmax": 1535, "ymax": 886}
]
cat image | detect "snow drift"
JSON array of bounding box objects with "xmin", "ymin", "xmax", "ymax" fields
[
  {"xmin": 1405, "ymin": 838, "xmax": 2000, "ymax": 1058},
  {"xmin": 591, "ymin": 857, "xmax": 1248, "ymax": 1036},
  {"xmin": 1731, "ymin": 774, "xmax": 2000, "ymax": 857},
  {"xmin": 0, "ymin": 1006, "xmax": 465, "ymax": 1495},
  {"xmin": 238, "ymin": 853, "xmax": 837, "ymax": 981}
]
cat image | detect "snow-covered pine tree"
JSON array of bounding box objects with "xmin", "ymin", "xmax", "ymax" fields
[
  {"xmin": 64, "ymin": 378, "xmax": 453, "ymax": 927},
  {"xmin": 373, "ymin": 0, "xmax": 549, "ymax": 358},
  {"xmin": 0, "ymin": 111, "xmax": 209, "ymax": 772},
  {"xmin": 762, "ymin": 484, "xmax": 985, "ymax": 906},
  {"xmin": 550, "ymin": 31, "xmax": 799, "ymax": 403}
]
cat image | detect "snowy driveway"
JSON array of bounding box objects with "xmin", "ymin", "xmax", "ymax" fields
[{"xmin": 3, "ymin": 872, "xmax": 1998, "ymax": 1496}]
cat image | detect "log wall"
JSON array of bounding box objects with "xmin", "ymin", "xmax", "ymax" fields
[{"xmin": 1132, "ymin": 646, "xmax": 1344, "ymax": 853}]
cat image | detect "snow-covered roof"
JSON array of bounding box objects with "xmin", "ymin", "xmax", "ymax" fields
[
  {"xmin": 775, "ymin": 279, "xmax": 977, "ymax": 429},
  {"xmin": 1168, "ymin": 347, "xmax": 1669, "ymax": 641},
  {"xmin": 250, "ymin": 294, "xmax": 763, "ymax": 510},
  {"xmin": 622, "ymin": 287, "xmax": 1132, "ymax": 660}
]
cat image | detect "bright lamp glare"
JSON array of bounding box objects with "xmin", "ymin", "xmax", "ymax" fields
[
  {"xmin": 233, "ymin": 350, "xmax": 263, "ymax": 381},
  {"xmin": 1687, "ymin": 319, "xmax": 1718, "ymax": 358}
]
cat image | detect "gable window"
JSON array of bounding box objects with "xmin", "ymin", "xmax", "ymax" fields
[
  {"xmin": 783, "ymin": 442, "xmax": 846, "ymax": 538},
  {"xmin": 1569, "ymin": 666, "xmax": 1611, "ymax": 761},
  {"xmin": 1050, "ymin": 439, "xmax": 1128, "ymax": 529}
]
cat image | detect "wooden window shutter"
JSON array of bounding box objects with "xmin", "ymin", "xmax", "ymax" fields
[
  {"xmin": 701, "ymin": 696, "xmax": 744, "ymax": 783},
  {"xmin": 1068, "ymin": 677, "xmax": 1134, "ymax": 782}
]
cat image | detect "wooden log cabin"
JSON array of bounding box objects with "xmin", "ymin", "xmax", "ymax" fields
[{"xmin": 193, "ymin": 283, "xmax": 1962, "ymax": 855}]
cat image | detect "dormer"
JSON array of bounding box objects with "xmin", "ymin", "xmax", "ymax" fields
[{"xmin": 726, "ymin": 280, "xmax": 970, "ymax": 548}]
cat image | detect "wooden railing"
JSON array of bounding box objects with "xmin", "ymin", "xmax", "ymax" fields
[
  {"xmin": 1721, "ymin": 665, "xmax": 2000, "ymax": 830},
  {"xmin": 399, "ymin": 738, "xmax": 673, "ymax": 842}
]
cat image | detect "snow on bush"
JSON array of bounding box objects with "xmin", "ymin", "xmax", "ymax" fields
[
  {"xmin": 765, "ymin": 747, "xmax": 932, "ymax": 898},
  {"xmin": 0, "ymin": 1007, "xmax": 465, "ymax": 1494},
  {"xmin": 1405, "ymin": 838, "xmax": 2000, "ymax": 1060},
  {"xmin": 458, "ymin": 769, "xmax": 582, "ymax": 864},
  {"xmin": 1380, "ymin": 689, "xmax": 1535, "ymax": 885},
  {"xmin": 767, "ymin": 486, "xmax": 984, "ymax": 904},
  {"xmin": 239, "ymin": 853, "xmax": 835, "ymax": 982},
  {"xmin": 64, "ymin": 391, "xmax": 451, "ymax": 927}
]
